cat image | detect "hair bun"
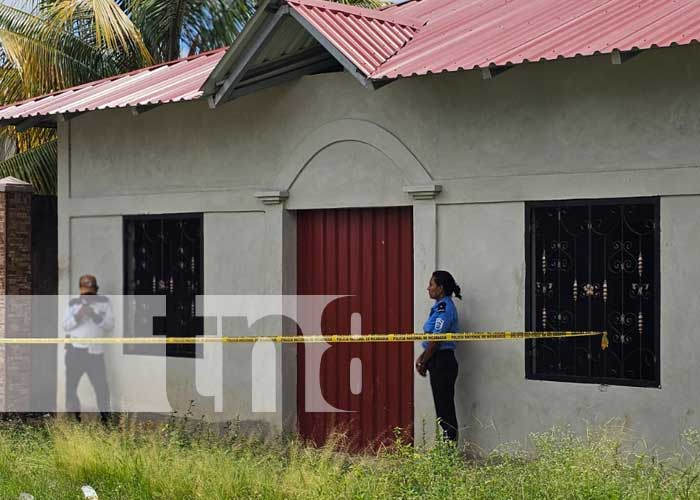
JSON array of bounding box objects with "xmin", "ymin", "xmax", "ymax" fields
[{"xmin": 432, "ymin": 270, "xmax": 462, "ymax": 300}]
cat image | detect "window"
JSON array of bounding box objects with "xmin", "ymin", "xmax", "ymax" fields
[
  {"xmin": 525, "ymin": 198, "xmax": 660, "ymax": 386},
  {"xmin": 124, "ymin": 214, "xmax": 203, "ymax": 357}
]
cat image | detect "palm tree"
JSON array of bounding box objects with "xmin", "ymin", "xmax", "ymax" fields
[
  {"xmin": 0, "ymin": 0, "xmax": 384, "ymax": 194},
  {"xmin": 0, "ymin": 0, "xmax": 154, "ymax": 193}
]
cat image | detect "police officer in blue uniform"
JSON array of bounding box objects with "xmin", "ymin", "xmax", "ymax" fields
[{"xmin": 415, "ymin": 270, "xmax": 461, "ymax": 442}]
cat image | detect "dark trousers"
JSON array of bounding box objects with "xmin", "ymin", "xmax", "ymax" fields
[
  {"xmin": 65, "ymin": 345, "xmax": 111, "ymax": 422},
  {"xmin": 427, "ymin": 349, "xmax": 459, "ymax": 441}
]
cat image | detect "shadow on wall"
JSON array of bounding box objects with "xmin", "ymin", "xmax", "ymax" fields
[{"xmin": 31, "ymin": 195, "xmax": 58, "ymax": 413}]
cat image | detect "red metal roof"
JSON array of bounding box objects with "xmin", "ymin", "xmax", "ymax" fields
[
  {"xmin": 372, "ymin": 0, "xmax": 700, "ymax": 79},
  {"xmin": 287, "ymin": 0, "xmax": 420, "ymax": 76},
  {"xmin": 3, "ymin": 0, "xmax": 700, "ymax": 124},
  {"xmin": 0, "ymin": 48, "xmax": 225, "ymax": 124}
]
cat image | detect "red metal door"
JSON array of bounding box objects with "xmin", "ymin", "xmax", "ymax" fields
[{"xmin": 297, "ymin": 207, "xmax": 414, "ymax": 450}]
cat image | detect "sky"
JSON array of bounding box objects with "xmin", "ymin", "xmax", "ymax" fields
[{"xmin": 3, "ymin": 0, "xmax": 36, "ymax": 11}]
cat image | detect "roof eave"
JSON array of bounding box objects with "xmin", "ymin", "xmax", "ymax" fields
[
  {"xmin": 2, "ymin": 115, "xmax": 57, "ymax": 130},
  {"xmin": 201, "ymin": 0, "xmax": 286, "ymax": 97}
]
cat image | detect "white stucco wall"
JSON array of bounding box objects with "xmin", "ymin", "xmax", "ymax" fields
[
  {"xmin": 57, "ymin": 42, "xmax": 700, "ymax": 448},
  {"xmin": 436, "ymin": 199, "xmax": 700, "ymax": 452}
]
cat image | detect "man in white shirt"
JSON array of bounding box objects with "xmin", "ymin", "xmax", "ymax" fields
[{"xmin": 62, "ymin": 274, "xmax": 114, "ymax": 423}]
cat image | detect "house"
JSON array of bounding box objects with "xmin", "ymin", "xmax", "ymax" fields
[{"xmin": 2, "ymin": 0, "xmax": 700, "ymax": 451}]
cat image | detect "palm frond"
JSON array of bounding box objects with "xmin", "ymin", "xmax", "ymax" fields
[
  {"xmin": 0, "ymin": 28, "xmax": 99, "ymax": 96},
  {"xmin": 0, "ymin": 62, "xmax": 26, "ymax": 106},
  {"xmin": 181, "ymin": 0, "xmax": 254, "ymax": 55},
  {"xmin": 44, "ymin": 0, "xmax": 153, "ymax": 66},
  {"xmin": 14, "ymin": 127, "xmax": 56, "ymax": 154},
  {"xmin": 128, "ymin": 0, "xmax": 253, "ymax": 61},
  {"xmin": 0, "ymin": 138, "xmax": 57, "ymax": 194},
  {"xmin": 123, "ymin": 0, "xmax": 181, "ymax": 61},
  {"xmin": 0, "ymin": 3, "xmax": 129, "ymax": 96},
  {"xmin": 118, "ymin": 0, "xmax": 382, "ymax": 62}
]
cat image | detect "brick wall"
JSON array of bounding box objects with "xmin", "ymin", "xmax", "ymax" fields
[{"xmin": 0, "ymin": 177, "xmax": 33, "ymax": 412}]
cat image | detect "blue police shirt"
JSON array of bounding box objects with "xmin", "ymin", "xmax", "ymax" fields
[{"xmin": 422, "ymin": 296, "xmax": 458, "ymax": 350}]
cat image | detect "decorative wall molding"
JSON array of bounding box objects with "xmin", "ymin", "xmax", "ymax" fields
[
  {"xmin": 403, "ymin": 184, "xmax": 442, "ymax": 200},
  {"xmin": 274, "ymin": 119, "xmax": 432, "ymax": 193},
  {"xmin": 255, "ymin": 190, "xmax": 289, "ymax": 205}
]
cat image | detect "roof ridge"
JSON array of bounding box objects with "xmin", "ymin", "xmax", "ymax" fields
[
  {"xmin": 379, "ymin": 0, "xmax": 421, "ymax": 11},
  {"xmin": 286, "ymin": 0, "xmax": 425, "ymax": 29}
]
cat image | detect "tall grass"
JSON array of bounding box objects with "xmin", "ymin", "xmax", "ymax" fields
[{"xmin": 1, "ymin": 418, "xmax": 700, "ymax": 499}]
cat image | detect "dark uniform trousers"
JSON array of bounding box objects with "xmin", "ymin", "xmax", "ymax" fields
[
  {"xmin": 65, "ymin": 344, "xmax": 111, "ymax": 423},
  {"xmin": 427, "ymin": 349, "xmax": 459, "ymax": 441}
]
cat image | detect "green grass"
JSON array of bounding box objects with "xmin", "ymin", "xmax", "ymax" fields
[{"xmin": 2, "ymin": 418, "xmax": 700, "ymax": 499}]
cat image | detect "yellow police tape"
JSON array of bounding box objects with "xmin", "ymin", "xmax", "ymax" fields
[{"xmin": 0, "ymin": 331, "xmax": 609, "ymax": 349}]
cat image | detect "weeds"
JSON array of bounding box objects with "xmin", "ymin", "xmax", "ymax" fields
[{"xmin": 1, "ymin": 419, "xmax": 700, "ymax": 499}]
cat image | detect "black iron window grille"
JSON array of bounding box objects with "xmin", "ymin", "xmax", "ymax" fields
[
  {"xmin": 124, "ymin": 214, "xmax": 203, "ymax": 357},
  {"xmin": 525, "ymin": 198, "xmax": 660, "ymax": 387}
]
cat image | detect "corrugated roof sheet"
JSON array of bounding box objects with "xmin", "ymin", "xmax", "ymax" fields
[
  {"xmin": 0, "ymin": 48, "xmax": 225, "ymax": 124},
  {"xmin": 3, "ymin": 0, "xmax": 700, "ymax": 124},
  {"xmin": 287, "ymin": 0, "xmax": 420, "ymax": 76},
  {"xmin": 372, "ymin": 0, "xmax": 700, "ymax": 79}
]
